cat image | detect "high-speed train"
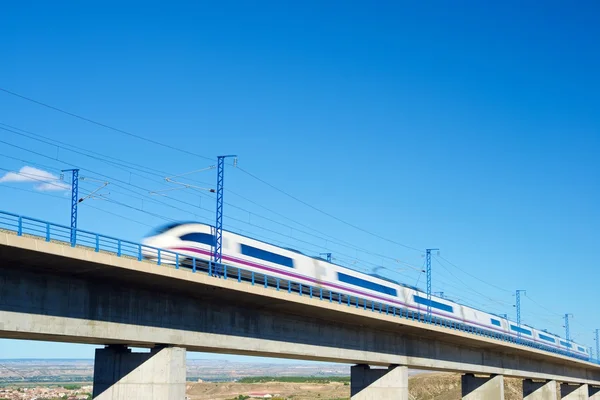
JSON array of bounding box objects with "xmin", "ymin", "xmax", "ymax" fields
[{"xmin": 142, "ymin": 221, "xmax": 589, "ymax": 361}]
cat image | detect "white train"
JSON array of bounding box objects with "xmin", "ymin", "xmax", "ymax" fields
[{"xmin": 142, "ymin": 221, "xmax": 589, "ymax": 361}]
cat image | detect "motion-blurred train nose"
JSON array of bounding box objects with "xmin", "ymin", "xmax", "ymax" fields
[{"xmin": 141, "ymin": 237, "xmax": 160, "ymax": 260}]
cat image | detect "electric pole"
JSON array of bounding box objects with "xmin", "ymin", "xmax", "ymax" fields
[
  {"xmin": 564, "ymin": 313, "xmax": 573, "ymax": 341},
  {"xmin": 426, "ymin": 248, "xmax": 439, "ymax": 321},
  {"xmin": 595, "ymin": 329, "xmax": 599, "ymax": 362},
  {"xmin": 213, "ymin": 155, "xmax": 237, "ymax": 276},
  {"xmin": 320, "ymin": 253, "xmax": 332, "ymax": 262},
  {"xmin": 61, "ymin": 169, "xmax": 79, "ymax": 247},
  {"xmin": 515, "ymin": 290, "xmax": 526, "ymax": 330}
]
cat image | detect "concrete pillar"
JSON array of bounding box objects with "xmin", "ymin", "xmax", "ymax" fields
[
  {"xmin": 560, "ymin": 383, "xmax": 589, "ymax": 400},
  {"xmin": 92, "ymin": 344, "xmax": 186, "ymax": 400},
  {"xmin": 350, "ymin": 364, "xmax": 408, "ymax": 400},
  {"xmin": 461, "ymin": 373, "xmax": 504, "ymax": 400},
  {"xmin": 523, "ymin": 379, "xmax": 558, "ymax": 399},
  {"xmin": 590, "ymin": 386, "xmax": 600, "ymax": 400}
]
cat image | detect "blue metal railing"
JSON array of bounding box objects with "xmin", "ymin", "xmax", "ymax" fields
[{"xmin": 0, "ymin": 210, "xmax": 597, "ymax": 365}]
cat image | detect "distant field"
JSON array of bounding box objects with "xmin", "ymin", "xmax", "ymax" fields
[
  {"xmin": 237, "ymin": 376, "xmax": 350, "ymax": 384},
  {"xmin": 0, "ymin": 381, "xmax": 91, "ymax": 388}
]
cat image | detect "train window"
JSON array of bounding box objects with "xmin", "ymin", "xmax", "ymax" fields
[
  {"xmin": 490, "ymin": 319, "xmax": 501, "ymax": 327},
  {"xmin": 560, "ymin": 340, "xmax": 572, "ymax": 348},
  {"xmin": 538, "ymin": 334, "xmax": 556, "ymax": 343},
  {"xmin": 413, "ymin": 295, "xmax": 454, "ymax": 313},
  {"xmin": 337, "ymin": 273, "xmax": 398, "ymax": 296},
  {"xmin": 510, "ymin": 325, "xmax": 532, "ymax": 336},
  {"xmin": 578, "ymin": 346, "xmax": 586, "ymax": 352},
  {"xmin": 180, "ymin": 233, "xmax": 215, "ymax": 246},
  {"xmin": 240, "ymin": 244, "xmax": 294, "ymax": 268}
]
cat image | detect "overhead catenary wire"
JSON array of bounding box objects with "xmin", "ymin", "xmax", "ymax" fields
[
  {"xmin": 0, "ymin": 88, "xmax": 422, "ymax": 254},
  {"xmin": 1, "ymin": 122, "xmax": 424, "ymax": 270},
  {"xmin": 436, "ymin": 255, "xmax": 513, "ymax": 294},
  {"xmin": 236, "ymin": 166, "xmax": 423, "ymax": 253},
  {"xmin": 0, "ymin": 148, "xmax": 415, "ymax": 275},
  {"xmin": 1, "ymin": 121, "xmax": 481, "ymax": 286},
  {"xmin": 0, "ymin": 124, "xmax": 192, "ymax": 189},
  {"xmin": 0, "ymin": 136, "xmax": 427, "ymax": 274},
  {"xmin": 433, "ymin": 256, "xmax": 512, "ymax": 308},
  {"xmin": 0, "ymin": 184, "xmax": 155, "ymax": 228},
  {"xmin": 0, "ymin": 88, "xmax": 215, "ymax": 162}
]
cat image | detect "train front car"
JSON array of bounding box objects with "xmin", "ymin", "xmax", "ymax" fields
[{"xmin": 141, "ymin": 222, "xmax": 216, "ymax": 268}]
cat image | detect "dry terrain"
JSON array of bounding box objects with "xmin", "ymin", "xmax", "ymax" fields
[
  {"xmin": 186, "ymin": 373, "xmax": 562, "ymax": 400},
  {"xmin": 187, "ymin": 380, "xmax": 349, "ymax": 400}
]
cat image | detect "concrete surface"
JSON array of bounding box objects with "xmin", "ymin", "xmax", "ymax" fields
[
  {"xmin": 523, "ymin": 379, "xmax": 558, "ymax": 400},
  {"xmin": 93, "ymin": 344, "xmax": 186, "ymax": 400},
  {"xmin": 561, "ymin": 383, "xmax": 588, "ymax": 399},
  {"xmin": 350, "ymin": 364, "xmax": 408, "ymax": 400},
  {"xmin": 1, "ymin": 232, "xmax": 600, "ymax": 386},
  {"xmin": 461, "ymin": 374, "xmax": 504, "ymax": 399}
]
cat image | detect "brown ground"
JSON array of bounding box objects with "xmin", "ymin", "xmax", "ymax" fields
[
  {"xmin": 186, "ymin": 380, "xmax": 349, "ymax": 400},
  {"xmin": 186, "ymin": 373, "xmax": 563, "ymax": 400}
]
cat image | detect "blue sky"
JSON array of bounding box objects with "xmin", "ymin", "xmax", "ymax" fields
[{"xmin": 1, "ymin": 1, "xmax": 599, "ymax": 362}]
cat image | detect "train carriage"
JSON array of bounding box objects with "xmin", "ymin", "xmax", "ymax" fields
[{"xmin": 141, "ymin": 222, "xmax": 589, "ymax": 361}]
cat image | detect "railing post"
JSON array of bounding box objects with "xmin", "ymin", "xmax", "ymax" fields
[
  {"xmin": 276, "ymin": 278, "xmax": 280, "ymax": 291},
  {"xmin": 309, "ymin": 286, "xmax": 312, "ymax": 298},
  {"xmin": 117, "ymin": 240, "xmax": 122, "ymax": 257},
  {"xmin": 157, "ymin": 249, "xmax": 161, "ymax": 265},
  {"xmin": 238, "ymin": 268, "xmax": 241, "ymax": 282},
  {"xmin": 192, "ymin": 258, "xmax": 196, "ymax": 272},
  {"xmin": 264, "ymin": 275, "xmax": 268, "ymax": 288},
  {"xmin": 319, "ymin": 288, "xmax": 322, "ymax": 300},
  {"xmin": 208, "ymin": 261, "xmax": 212, "ymax": 276},
  {"xmin": 95, "ymin": 234, "xmax": 99, "ymax": 252},
  {"xmin": 252, "ymin": 272, "xmax": 255, "ymax": 285},
  {"xmin": 175, "ymin": 254, "xmax": 179, "ymax": 269},
  {"xmin": 138, "ymin": 244, "xmax": 142, "ymax": 261},
  {"xmin": 223, "ymin": 265, "xmax": 227, "ymax": 279},
  {"xmin": 45, "ymin": 223, "xmax": 50, "ymax": 242},
  {"xmin": 299, "ymin": 283, "xmax": 303, "ymax": 296},
  {"xmin": 17, "ymin": 216, "xmax": 22, "ymax": 236}
]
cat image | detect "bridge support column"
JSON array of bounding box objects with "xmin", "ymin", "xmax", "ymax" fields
[
  {"xmin": 350, "ymin": 364, "xmax": 408, "ymax": 400},
  {"xmin": 523, "ymin": 379, "xmax": 557, "ymax": 399},
  {"xmin": 560, "ymin": 383, "xmax": 588, "ymax": 399},
  {"xmin": 461, "ymin": 373, "xmax": 504, "ymax": 399},
  {"xmin": 92, "ymin": 344, "xmax": 186, "ymax": 400}
]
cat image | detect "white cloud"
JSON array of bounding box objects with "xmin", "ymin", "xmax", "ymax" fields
[{"xmin": 0, "ymin": 166, "xmax": 71, "ymax": 192}]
